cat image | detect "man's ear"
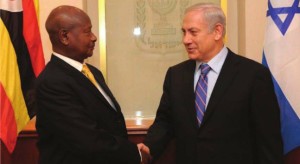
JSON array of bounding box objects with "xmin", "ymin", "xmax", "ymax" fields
[
  {"xmin": 59, "ymin": 29, "xmax": 69, "ymax": 45},
  {"xmin": 214, "ymin": 23, "xmax": 224, "ymax": 40}
]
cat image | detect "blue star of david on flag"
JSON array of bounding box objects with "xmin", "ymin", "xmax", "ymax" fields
[{"xmin": 267, "ymin": 0, "xmax": 300, "ymax": 35}]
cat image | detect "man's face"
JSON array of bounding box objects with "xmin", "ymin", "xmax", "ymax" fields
[
  {"xmin": 67, "ymin": 18, "xmax": 97, "ymax": 62},
  {"xmin": 181, "ymin": 10, "xmax": 218, "ymax": 62}
]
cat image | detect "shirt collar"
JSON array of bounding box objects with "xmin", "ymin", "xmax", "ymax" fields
[
  {"xmin": 195, "ymin": 46, "xmax": 228, "ymax": 74},
  {"xmin": 53, "ymin": 52, "xmax": 84, "ymax": 72}
]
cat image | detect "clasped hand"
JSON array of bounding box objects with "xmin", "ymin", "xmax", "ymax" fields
[{"xmin": 137, "ymin": 143, "xmax": 152, "ymax": 164}]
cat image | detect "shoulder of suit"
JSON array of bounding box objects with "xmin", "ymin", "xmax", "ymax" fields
[
  {"xmin": 170, "ymin": 59, "xmax": 194, "ymax": 69},
  {"xmin": 38, "ymin": 59, "xmax": 80, "ymax": 82},
  {"xmin": 229, "ymin": 52, "xmax": 267, "ymax": 71}
]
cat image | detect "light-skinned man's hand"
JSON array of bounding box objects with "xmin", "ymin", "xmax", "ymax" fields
[{"xmin": 137, "ymin": 143, "xmax": 152, "ymax": 164}]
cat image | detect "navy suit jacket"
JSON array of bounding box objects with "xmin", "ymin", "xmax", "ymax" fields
[
  {"xmin": 145, "ymin": 49, "xmax": 283, "ymax": 164},
  {"xmin": 35, "ymin": 55, "xmax": 140, "ymax": 164}
]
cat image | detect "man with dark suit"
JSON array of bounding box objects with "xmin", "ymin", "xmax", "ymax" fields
[
  {"xmin": 138, "ymin": 3, "xmax": 283, "ymax": 164},
  {"xmin": 35, "ymin": 5, "xmax": 140, "ymax": 164}
]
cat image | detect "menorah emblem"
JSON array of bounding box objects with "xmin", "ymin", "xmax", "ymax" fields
[
  {"xmin": 148, "ymin": 0, "xmax": 178, "ymax": 26},
  {"xmin": 148, "ymin": 0, "xmax": 177, "ymax": 34},
  {"xmin": 135, "ymin": 0, "xmax": 189, "ymax": 53}
]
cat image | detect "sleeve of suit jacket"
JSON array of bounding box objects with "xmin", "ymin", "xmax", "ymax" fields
[
  {"xmin": 250, "ymin": 66, "xmax": 283, "ymax": 163},
  {"xmin": 144, "ymin": 68, "xmax": 175, "ymax": 159}
]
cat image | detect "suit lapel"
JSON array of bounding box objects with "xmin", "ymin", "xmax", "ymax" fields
[
  {"xmin": 51, "ymin": 56, "xmax": 117, "ymax": 112},
  {"xmin": 91, "ymin": 69, "xmax": 121, "ymax": 112},
  {"xmin": 183, "ymin": 60, "xmax": 200, "ymax": 129},
  {"xmin": 80, "ymin": 73, "xmax": 118, "ymax": 112},
  {"xmin": 201, "ymin": 50, "xmax": 240, "ymax": 126}
]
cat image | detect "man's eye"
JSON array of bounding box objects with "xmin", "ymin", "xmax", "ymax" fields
[
  {"xmin": 85, "ymin": 31, "xmax": 92, "ymax": 35},
  {"xmin": 190, "ymin": 31, "xmax": 197, "ymax": 35}
]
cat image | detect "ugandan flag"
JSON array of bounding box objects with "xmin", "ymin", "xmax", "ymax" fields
[{"xmin": 0, "ymin": 0, "xmax": 45, "ymax": 153}]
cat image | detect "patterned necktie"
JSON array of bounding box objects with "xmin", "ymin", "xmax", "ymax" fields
[
  {"xmin": 195, "ymin": 64, "xmax": 211, "ymax": 126},
  {"xmin": 82, "ymin": 64, "xmax": 99, "ymax": 87}
]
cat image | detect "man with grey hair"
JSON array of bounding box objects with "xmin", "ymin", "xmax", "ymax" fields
[{"xmin": 138, "ymin": 3, "xmax": 283, "ymax": 164}]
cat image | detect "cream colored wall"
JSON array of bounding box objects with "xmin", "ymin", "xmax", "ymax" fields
[
  {"xmin": 226, "ymin": 0, "xmax": 239, "ymax": 53},
  {"xmin": 226, "ymin": 0, "xmax": 267, "ymax": 62},
  {"xmin": 244, "ymin": 0, "xmax": 267, "ymax": 62}
]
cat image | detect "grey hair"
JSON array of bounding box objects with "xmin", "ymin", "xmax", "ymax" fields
[{"xmin": 185, "ymin": 3, "xmax": 226, "ymax": 37}]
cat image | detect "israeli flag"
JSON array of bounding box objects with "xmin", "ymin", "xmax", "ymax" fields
[{"xmin": 263, "ymin": 0, "xmax": 300, "ymax": 154}]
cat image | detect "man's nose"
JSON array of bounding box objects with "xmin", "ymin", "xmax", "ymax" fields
[
  {"xmin": 182, "ymin": 34, "xmax": 191, "ymax": 44},
  {"xmin": 91, "ymin": 32, "xmax": 97, "ymax": 42}
]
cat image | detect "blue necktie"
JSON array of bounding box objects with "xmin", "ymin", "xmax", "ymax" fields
[{"xmin": 195, "ymin": 64, "xmax": 211, "ymax": 126}]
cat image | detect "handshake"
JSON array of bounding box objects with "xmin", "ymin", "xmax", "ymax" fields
[{"xmin": 137, "ymin": 143, "xmax": 152, "ymax": 164}]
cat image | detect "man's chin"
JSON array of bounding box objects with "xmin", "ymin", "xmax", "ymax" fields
[
  {"xmin": 82, "ymin": 54, "xmax": 93, "ymax": 60},
  {"xmin": 187, "ymin": 53, "xmax": 199, "ymax": 60},
  {"xmin": 87, "ymin": 52, "xmax": 93, "ymax": 57}
]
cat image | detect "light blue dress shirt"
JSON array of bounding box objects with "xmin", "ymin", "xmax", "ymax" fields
[{"xmin": 194, "ymin": 46, "xmax": 228, "ymax": 107}]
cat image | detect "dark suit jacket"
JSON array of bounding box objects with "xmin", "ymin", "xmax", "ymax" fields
[
  {"xmin": 144, "ymin": 49, "xmax": 283, "ymax": 164},
  {"xmin": 35, "ymin": 55, "xmax": 140, "ymax": 164}
]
